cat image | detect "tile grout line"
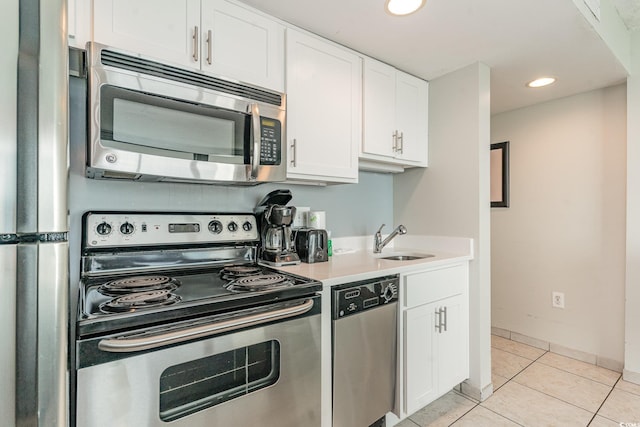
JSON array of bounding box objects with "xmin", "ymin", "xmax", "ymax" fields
[
  {"xmin": 491, "ymin": 349, "xmax": 607, "ymax": 423},
  {"xmin": 493, "ymin": 334, "xmax": 623, "ymax": 388},
  {"xmin": 491, "ymin": 344, "xmax": 547, "ymax": 363},
  {"xmin": 493, "ymin": 333, "xmax": 623, "ymax": 388},
  {"xmin": 489, "ymin": 345, "xmax": 546, "ymax": 393},
  {"xmin": 466, "ymin": 349, "xmax": 546, "ymax": 426},
  {"xmin": 587, "ymin": 375, "xmax": 623, "ymax": 426},
  {"xmin": 446, "ymin": 401, "xmax": 478, "ymax": 426},
  {"xmin": 535, "ymin": 357, "xmax": 622, "ymax": 388},
  {"xmin": 504, "ymin": 348, "xmax": 548, "ymax": 381},
  {"xmin": 478, "ymin": 405, "xmax": 527, "ymax": 427},
  {"xmin": 508, "ymin": 369, "xmax": 613, "ymax": 418}
]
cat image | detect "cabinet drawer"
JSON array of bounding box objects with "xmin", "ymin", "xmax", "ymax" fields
[{"xmin": 403, "ymin": 264, "xmax": 467, "ymax": 308}]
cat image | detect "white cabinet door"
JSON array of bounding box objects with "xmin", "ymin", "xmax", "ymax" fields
[
  {"xmin": 201, "ymin": 0, "xmax": 284, "ymax": 91},
  {"xmin": 94, "ymin": 0, "xmax": 201, "ymax": 69},
  {"xmin": 361, "ymin": 58, "xmax": 428, "ymax": 169},
  {"xmin": 401, "ymin": 263, "xmax": 469, "ymax": 417},
  {"xmin": 395, "ymin": 71, "xmax": 428, "ymax": 166},
  {"xmin": 286, "ymin": 29, "xmax": 361, "ymax": 183},
  {"xmin": 404, "ymin": 303, "xmax": 438, "ymax": 415},
  {"xmin": 363, "ymin": 58, "xmax": 396, "ymax": 158},
  {"xmin": 404, "ymin": 295, "xmax": 468, "ymax": 416},
  {"xmin": 436, "ymin": 295, "xmax": 469, "ymax": 392}
]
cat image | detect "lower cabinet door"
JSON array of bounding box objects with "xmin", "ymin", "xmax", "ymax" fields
[
  {"xmin": 437, "ymin": 295, "xmax": 469, "ymax": 392},
  {"xmin": 403, "ymin": 294, "xmax": 469, "ymax": 416},
  {"xmin": 404, "ymin": 302, "xmax": 438, "ymax": 415}
]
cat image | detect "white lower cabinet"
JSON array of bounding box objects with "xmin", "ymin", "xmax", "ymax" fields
[{"xmin": 401, "ymin": 263, "xmax": 469, "ymax": 416}]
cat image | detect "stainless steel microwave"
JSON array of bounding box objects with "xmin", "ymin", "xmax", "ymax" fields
[{"xmin": 86, "ymin": 43, "xmax": 286, "ymax": 184}]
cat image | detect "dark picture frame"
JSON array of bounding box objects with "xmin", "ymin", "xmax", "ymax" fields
[{"xmin": 490, "ymin": 141, "xmax": 510, "ymax": 208}]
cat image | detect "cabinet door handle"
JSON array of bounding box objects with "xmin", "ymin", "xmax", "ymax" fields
[
  {"xmin": 397, "ymin": 131, "xmax": 404, "ymax": 154},
  {"xmin": 392, "ymin": 131, "xmax": 398, "ymax": 152},
  {"xmin": 290, "ymin": 139, "xmax": 297, "ymax": 167},
  {"xmin": 443, "ymin": 306, "xmax": 447, "ymax": 332},
  {"xmin": 435, "ymin": 307, "xmax": 442, "ymax": 333},
  {"xmin": 192, "ymin": 26, "xmax": 199, "ymax": 62},
  {"xmin": 206, "ymin": 29, "xmax": 212, "ymax": 65}
]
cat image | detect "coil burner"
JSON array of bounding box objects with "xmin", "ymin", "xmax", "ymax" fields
[
  {"xmin": 225, "ymin": 273, "xmax": 293, "ymax": 292},
  {"xmin": 98, "ymin": 275, "xmax": 180, "ymax": 296},
  {"xmin": 99, "ymin": 289, "xmax": 182, "ymax": 313},
  {"xmin": 219, "ymin": 265, "xmax": 263, "ymax": 281}
]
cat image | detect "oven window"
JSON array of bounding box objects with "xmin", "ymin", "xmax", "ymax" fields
[
  {"xmin": 159, "ymin": 340, "xmax": 280, "ymax": 421},
  {"xmin": 100, "ymin": 85, "xmax": 248, "ymax": 164}
]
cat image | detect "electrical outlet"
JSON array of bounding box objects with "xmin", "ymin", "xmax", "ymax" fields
[{"xmin": 552, "ymin": 292, "xmax": 565, "ymax": 309}]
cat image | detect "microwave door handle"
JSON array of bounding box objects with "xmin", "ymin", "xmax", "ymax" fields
[{"xmin": 250, "ymin": 103, "xmax": 261, "ymax": 180}]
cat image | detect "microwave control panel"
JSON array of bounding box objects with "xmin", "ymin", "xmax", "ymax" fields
[{"xmin": 259, "ymin": 118, "xmax": 281, "ymax": 165}]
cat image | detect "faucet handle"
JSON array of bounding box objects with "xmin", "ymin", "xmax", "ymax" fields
[{"xmin": 376, "ymin": 224, "xmax": 386, "ymax": 234}]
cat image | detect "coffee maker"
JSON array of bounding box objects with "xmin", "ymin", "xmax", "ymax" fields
[{"xmin": 255, "ymin": 190, "xmax": 301, "ymax": 266}]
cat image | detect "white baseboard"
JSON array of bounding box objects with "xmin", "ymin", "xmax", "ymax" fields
[
  {"xmin": 623, "ymin": 369, "xmax": 640, "ymax": 385},
  {"xmin": 460, "ymin": 380, "xmax": 493, "ymax": 402},
  {"xmin": 493, "ymin": 327, "xmax": 623, "ymax": 373}
]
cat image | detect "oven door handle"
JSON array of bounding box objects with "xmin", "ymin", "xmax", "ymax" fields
[{"xmin": 97, "ymin": 298, "xmax": 315, "ymax": 353}]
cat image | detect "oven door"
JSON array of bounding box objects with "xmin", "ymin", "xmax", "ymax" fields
[
  {"xmin": 87, "ymin": 43, "xmax": 286, "ymax": 184},
  {"xmin": 76, "ymin": 296, "xmax": 320, "ymax": 427}
]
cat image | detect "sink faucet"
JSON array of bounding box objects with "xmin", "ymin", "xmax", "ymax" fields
[{"xmin": 374, "ymin": 224, "xmax": 407, "ymax": 253}]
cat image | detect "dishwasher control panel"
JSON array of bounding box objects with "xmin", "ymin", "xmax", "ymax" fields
[{"xmin": 332, "ymin": 275, "xmax": 398, "ymax": 319}]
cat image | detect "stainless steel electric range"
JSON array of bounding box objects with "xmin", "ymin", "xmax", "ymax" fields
[{"xmin": 74, "ymin": 212, "xmax": 322, "ymax": 427}]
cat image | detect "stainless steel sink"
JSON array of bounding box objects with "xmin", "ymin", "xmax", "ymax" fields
[{"xmin": 378, "ymin": 253, "xmax": 435, "ymax": 261}]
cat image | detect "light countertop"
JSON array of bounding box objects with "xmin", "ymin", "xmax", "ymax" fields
[{"xmin": 276, "ymin": 235, "xmax": 474, "ymax": 286}]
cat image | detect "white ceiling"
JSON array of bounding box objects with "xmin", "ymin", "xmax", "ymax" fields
[
  {"xmin": 239, "ymin": 0, "xmax": 632, "ymax": 114},
  {"xmin": 611, "ymin": 0, "xmax": 640, "ymax": 30}
]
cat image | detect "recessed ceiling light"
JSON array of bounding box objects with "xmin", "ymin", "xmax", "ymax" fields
[
  {"xmin": 385, "ymin": 0, "xmax": 425, "ymax": 16},
  {"xmin": 527, "ymin": 77, "xmax": 556, "ymax": 88}
]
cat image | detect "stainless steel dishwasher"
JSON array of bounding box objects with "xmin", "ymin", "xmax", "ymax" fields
[{"xmin": 332, "ymin": 275, "xmax": 399, "ymax": 427}]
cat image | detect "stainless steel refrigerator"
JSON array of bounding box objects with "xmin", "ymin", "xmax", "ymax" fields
[{"xmin": 1, "ymin": 0, "xmax": 69, "ymax": 425}]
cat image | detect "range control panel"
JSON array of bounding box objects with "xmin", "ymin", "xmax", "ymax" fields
[
  {"xmin": 332, "ymin": 275, "xmax": 399, "ymax": 320},
  {"xmin": 84, "ymin": 212, "xmax": 259, "ymax": 248}
]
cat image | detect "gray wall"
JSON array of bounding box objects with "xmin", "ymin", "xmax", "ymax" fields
[
  {"xmin": 491, "ymin": 84, "xmax": 627, "ymax": 367},
  {"xmin": 394, "ymin": 62, "xmax": 492, "ymax": 400},
  {"xmin": 68, "ymin": 76, "xmax": 393, "ymax": 287},
  {"xmin": 625, "ymin": 32, "xmax": 640, "ymax": 382}
]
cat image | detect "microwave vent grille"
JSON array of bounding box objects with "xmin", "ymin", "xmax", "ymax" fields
[{"xmin": 100, "ymin": 49, "xmax": 283, "ymax": 107}]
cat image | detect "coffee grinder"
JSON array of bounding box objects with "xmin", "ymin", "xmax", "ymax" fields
[{"xmin": 255, "ymin": 189, "xmax": 301, "ymax": 266}]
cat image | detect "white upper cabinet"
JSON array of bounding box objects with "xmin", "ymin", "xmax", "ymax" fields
[
  {"xmin": 93, "ymin": 0, "xmax": 285, "ymax": 92},
  {"xmin": 395, "ymin": 70, "xmax": 429, "ymax": 164},
  {"xmin": 200, "ymin": 0, "xmax": 284, "ymax": 91},
  {"xmin": 362, "ymin": 59, "xmax": 397, "ymax": 158},
  {"xmin": 285, "ymin": 29, "xmax": 361, "ymax": 184},
  {"xmin": 362, "ymin": 57, "xmax": 428, "ymax": 170},
  {"xmin": 94, "ymin": 0, "xmax": 200, "ymax": 68}
]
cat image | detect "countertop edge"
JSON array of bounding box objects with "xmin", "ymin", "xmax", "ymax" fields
[{"xmin": 276, "ymin": 236, "xmax": 473, "ymax": 287}]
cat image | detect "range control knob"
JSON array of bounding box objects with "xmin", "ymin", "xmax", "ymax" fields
[
  {"xmin": 208, "ymin": 220, "xmax": 223, "ymax": 234},
  {"xmin": 120, "ymin": 222, "xmax": 135, "ymax": 235},
  {"xmin": 227, "ymin": 221, "xmax": 238, "ymax": 232},
  {"xmin": 242, "ymin": 221, "xmax": 253, "ymax": 232},
  {"xmin": 96, "ymin": 222, "xmax": 112, "ymax": 236},
  {"xmin": 382, "ymin": 283, "xmax": 398, "ymax": 303}
]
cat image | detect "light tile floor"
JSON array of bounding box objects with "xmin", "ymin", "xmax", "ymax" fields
[{"xmin": 396, "ymin": 335, "xmax": 640, "ymax": 427}]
